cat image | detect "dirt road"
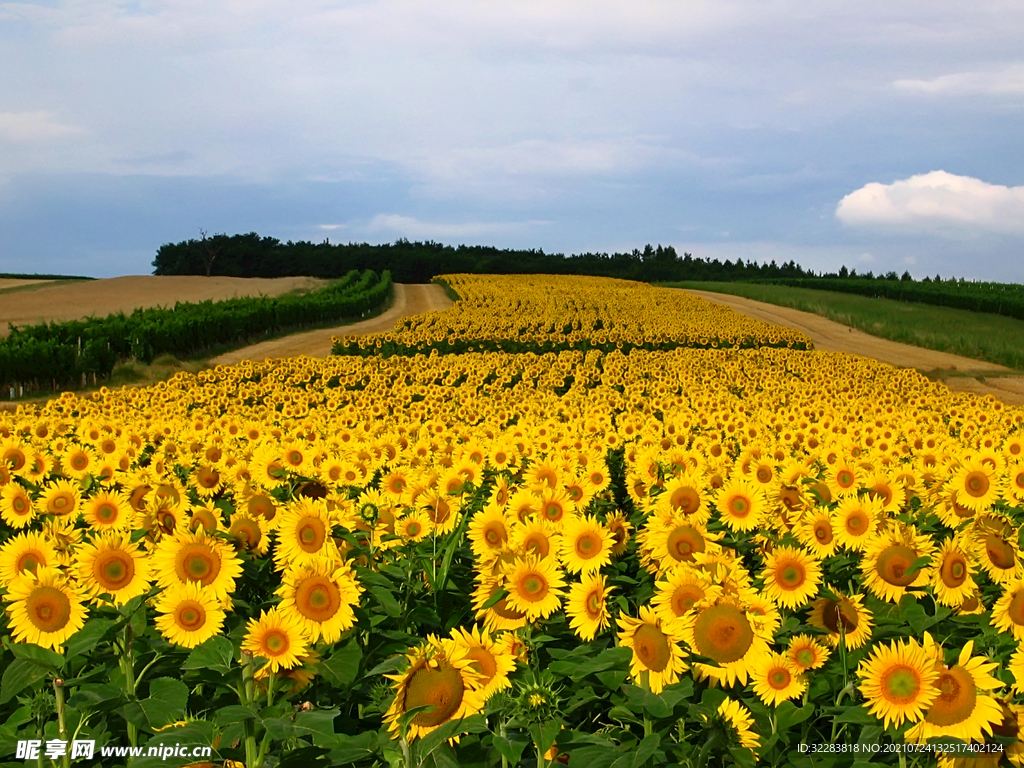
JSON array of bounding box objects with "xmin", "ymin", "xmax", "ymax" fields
[
  {"xmin": 683, "ymin": 288, "xmax": 1024, "ymax": 405},
  {"xmin": 209, "ymin": 283, "xmax": 453, "ymax": 364},
  {"xmin": 0, "ymin": 275, "xmax": 326, "ymax": 336}
]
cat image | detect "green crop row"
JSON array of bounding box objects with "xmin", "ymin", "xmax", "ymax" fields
[{"xmin": 0, "ymin": 270, "xmax": 392, "ymax": 394}]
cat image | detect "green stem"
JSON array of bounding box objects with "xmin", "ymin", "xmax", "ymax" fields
[
  {"xmin": 53, "ymin": 678, "xmax": 70, "ymax": 768},
  {"xmin": 122, "ymin": 624, "xmax": 138, "ymax": 750},
  {"xmin": 241, "ymin": 652, "xmax": 258, "ymax": 768},
  {"xmin": 500, "ymin": 718, "xmax": 509, "ymax": 768}
]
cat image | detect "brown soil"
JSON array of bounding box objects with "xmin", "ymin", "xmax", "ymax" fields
[
  {"xmin": 0, "ymin": 278, "xmax": 54, "ymax": 291},
  {"xmin": 0, "ymin": 275, "xmax": 327, "ymax": 336},
  {"xmin": 682, "ymin": 289, "xmax": 1024, "ymax": 405},
  {"xmin": 209, "ymin": 284, "xmax": 453, "ymax": 364}
]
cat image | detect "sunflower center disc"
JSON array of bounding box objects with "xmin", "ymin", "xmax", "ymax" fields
[
  {"xmin": 98, "ymin": 553, "xmax": 134, "ymax": 589},
  {"xmin": 576, "ymin": 534, "xmax": 599, "ymax": 558},
  {"xmin": 984, "ymin": 535, "xmax": 1016, "ymax": 570},
  {"xmin": 876, "ymin": 544, "xmax": 919, "ymax": 586},
  {"xmin": 673, "ymin": 585, "xmax": 704, "ymax": 616},
  {"xmin": 405, "ymin": 662, "xmax": 465, "ymax": 727},
  {"xmin": 28, "ymin": 586, "xmax": 72, "ymax": 633},
  {"xmin": 941, "ymin": 555, "xmax": 968, "ymax": 587},
  {"xmin": 177, "ymin": 603, "xmax": 206, "ymax": 630},
  {"xmin": 633, "ymin": 623, "xmax": 671, "ymax": 672},
  {"xmin": 925, "ymin": 667, "xmax": 977, "ymax": 726},
  {"xmin": 882, "ymin": 665, "xmax": 921, "ymax": 704},
  {"xmin": 769, "ymin": 668, "xmax": 791, "ymax": 689},
  {"xmin": 965, "ymin": 472, "xmax": 990, "ymax": 497},
  {"xmin": 297, "ymin": 579, "xmax": 340, "ymax": 621},
  {"xmin": 693, "ymin": 604, "xmax": 754, "ymax": 664}
]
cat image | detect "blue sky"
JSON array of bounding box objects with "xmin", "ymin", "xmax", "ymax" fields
[{"xmin": 1, "ymin": 1, "xmax": 1022, "ymax": 280}]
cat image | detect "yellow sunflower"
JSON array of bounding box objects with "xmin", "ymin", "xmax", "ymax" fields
[
  {"xmin": 751, "ymin": 652, "xmax": 807, "ymax": 706},
  {"xmin": 242, "ymin": 607, "xmax": 311, "ymax": 674},
  {"xmin": 656, "ymin": 473, "xmax": 710, "ymax": 526},
  {"xmin": 945, "ymin": 460, "xmax": 1002, "ymax": 513},
  {"xmin": 559, "ymin": 514, "xmax": 612, "ymax": 574},
  {"xmin": 0, "ymin": 482, "xmax": 36, "ymax": 528},
  {"xmin": 511, "ymin": 518, "xmax": 559, "ymax": 562},
  {"xmin": 503, "ymin": 555, "xmax": 566, "ymax": 621},
  {"xmin": 713, "ymin": 479, "xmax": 767, "ymax": 533},
  {"xmin": 794, "ymin": 508, "xmax": 837, "ymax": 558},
  {"xmin": 617, "ymin": 605, "xmax": 688, "ymax": 694},
  {"xmin": 151, "ymin": 527, "xmax": 243, "ymax": 601},
  {"xmin": 807, "ymin": 592, "xmax": 874, "ymax": 649},
  {"xmin": 468, "ymin": 505, "xmax": 511, "ymax": 561},
  {"xmin": 384, "ymin": 637, "xmax": 486, "ymax": 741},
  {"xmin": 472, "ymin": 576, "xmax": 528, "ymax": 633},
  {"xmin": 906, "ymin": 640, "xmax": 1004, "ymax": 744},
  {"xmin": 759, "ymin": 545, "xmax": 822, "ymax": 610},
  {"xmin": 678, "ymin": 596, "xmax": 772, "ymax": 687},
  {"xmin": 41, "ymin": 478, "xmax": 80, "ymax": 519},
  {"xmin": 274, "ymin": 498, "xmax": 341, "ymax": 569},
  {"xmin": 0, "ymin": 531, "xmax": 58, "ymax": 586},
  {"xmin": 277, "ymin": 560, "xmax": 362, "ymax": 644},
  {"xmin": 824, "ymin": 457, "xmax": 862, "ymax": 499},
  {"xmin": 397, "ymin": 510, "xmax": 433, "ymax": 542},
  {"xmin": 82, "ymin": 490, "xmax": 133, "ymax": 531},
  {"xmin": 858, "ymin": 639, "xmax": 940, "ymax": 730},
  {"xmin": 449, "ymin": 625, "xmax": 516, "ymax": 701},
  {"xmin": 969, "ymin": 515, "xmax": 1022, "ymax": 585},
  {"xmin": 5, "ymin": 566, "xmax": 88, "ymax": 651},
  {"xmin": 704, "ymin": 697, "xmax": 760, "ymax": 752},
  {"xmin": 154, "ymin": 580, "xmax": 226, "ymax": 648},
  {"xmin": 75, "ymin": 531, "xmax": 151, "ymax": 605},
  {"xmin": 831, "ymin": 494, "xmax": 885, "ymax": 552},
  {"xmin": 861, "ymin": 525, "xmax": 936, "ymax": 604},
  {"xmin": 992, "ymin": 580, "xmax": 1024, "ymax": 640},
  {"xmin": 604, "ymin": 511, "xmax": 633, "ymax": 558},
  {"xmin": 652, "ymin": 567, "xmax": 717, "ymax": 627},
  {"xmin": 930, "ymin": 537, "xmax": 979, "ymax": 608},
  {"xmin": 786, "ymin": 634, "xmax": 831, "ymax": 672},
  {"xmin": 566, "ymin": 573, "xmax": 613, "ymax": 641}
]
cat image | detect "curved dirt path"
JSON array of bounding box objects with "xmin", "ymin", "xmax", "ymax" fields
[
  {"xmin": 209, "ymin": 283, "xmax": 452, "ymax": 364},
  {"xmin": 682, "ymin": 288, "xmax": 1024, "ymax": 405}
]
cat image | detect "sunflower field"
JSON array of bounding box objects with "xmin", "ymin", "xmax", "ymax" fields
[{"xmin": 1, "ymin": 275, "xmax": 1023, "ymax": 768}]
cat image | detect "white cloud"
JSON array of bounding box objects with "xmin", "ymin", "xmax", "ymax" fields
[
  {"xmin": 836, "ymin": 171, "xmax": 1024, "ymax": 235},
  {"xmin": 0, "ymin": 111, "xmax": 82, "ymax": 141},
  {"xmin": 893, "ymin": 63, "xmax": 1024, "ymax": 96},
  {"xmin": 366, "ymin": 214, "xmax": 548, "ymax": 240},
  {"xmin": 318, "ymin": 224, "xmax": 345, "ymax": 231}
]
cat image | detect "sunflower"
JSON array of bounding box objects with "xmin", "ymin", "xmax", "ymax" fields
[
  {"xmin": 420, "ymin": 490, "xmax": 461, "ymax": 535},
  {"xmin": 559, "ymin": 514, "xmax": 612, "ymax": 574},
  {"xmin": 969, "ymin": 515, "xmax": 1022, "ymax": 584},
  {"xmin": 678, "ymin": 596, "xmax": 772, "ymax": 687},
  {"xmin": 0, "ymin": 482, "xmax": 36, "ymax": 528},
  {"xmin": 511, "ymin": 518, "xmax": 559, "ymax": 562},
  {"xmin": 946, "ymin": 460, "xmax": 1002, "ymax": 513},
  {"xmin": 565, "ymin": 573, "xmax": 613, "ymax": 641},
  {"xmin": 61, "ymin": 444, "xmax": 97, "ymax": 480},
  {"xmin": 503, "ymin": 555, "xmax": 566, "ymax": 621},
  {"xmin": 794, "ymin": 508, "xmax": 837, "ymax": 558},
  {"xmin": 992, "ymin": 580, "xmax": 1024, "ymax": 640},
  {"xmin": 751, "ymin": 652, "xmax": 807, "ymax": 706},
  {"xmin": 227, "ymin": 515, "xmax": 270, "ymax": 556},
  {"xmin": 82, "ymin": 490, "xmax": 133, "ymax": 531},
  {"xmin": 397, "ymin": 510, "xmax": 433, "ymax": 542},
  {"xmin": 759, "ymin": 545, "xmax": 821, "ymax": 610},
  {"xmin": 151, "ymin": 528, "xmax": 243, "ymax": 601},
  {"xmin": 824, "ymin": 457, "xmax": 862, "ymax": 499},
  {"xmin": 0, "ymin": 531, "xmax": 58, "ymax": 586},
  {"xmin": 713, "ymin": 479, "xmax": 767, "ymax": 532},
  {"xmin": 537, "ymin": 487, "xmax": 574, "ymax": 528},
  {"xmin": 277, "ymin": 560, "xmax": 362, "ymax": 644},
  {"xmin": 384, "ymin": 637, "xmax": 486, "ymax": 740},
  {"xmin": 468, "ymin": 505, "xmax": 511, "ymax": 560},
  {"xmin": 275, "ymin": 498, "xmax": 341, "ymax": 569},
  {"xmin": 861, "ymin": 524, "xmax": 936, "ymax": 604},
  {"xmin": 449, "ymin": 625, "xmax": 516, "ymax": 701},
  {"xmin": 242, "ymin": 607, "xmax": 311, "ymax": 674},
  {"xmin": 858, "ymin": 639, "xmax": 941, "ymax": 730},
  {"xmin": 646, "ymin": 519, "xmax": 722, "ymax": 574},
  {"xmin": 604, "ymin": 511, "xmax": 633, "ymax": 558},
  {"xmin": 931, "ymin": 537, "xmax": 979, "ymax": 608},
  {"xmin": 617, "ymin": 606, "xmax": 688, "ymax": 693},
  {"xmin": 153, "ymin": 580, "xmax": 225, "ymax": 648},
  {"xmin": 807, "ymin": 592, "xmax": 874, "ymax": 649},
  {"xmin": 906, "ymin": 640, "xmax": 1004, "ymax": 744},
  {"xmin": 786, "ymin": 634, "xmax": 831, "ymax": 672},
  {"xmin": 656, "ymin": 473, "xmax": 709, "ymax": 526},
  {"xmin": 704, "ymin": 698, "xmax": 760, "ymax": 752},
  {"xmin": 472, "ymin": 576, "xmax": 528, "ymax": 633},
  {"xmin": 75, "ymin": 531, "xmax": 151, "ymax": 605},
  {"xmin": 188, "ymin": 505, "xmax": 223, "ymax": 535},
  {"xmin": 831, "ymin": 494, "xmax": 885, "ymax": 552},
  {"xmin": 652, "ymin": 567, "xmax": 717, "ymax": 627},
  {"xmin": 191, "ymin": 465, "xmax": 224, "ymax": 498},
  {"xmin": 5, "ymin": 566, "xmax": 88, "ymax": 651},
  {"xmin": 41, "ymin": 478, "xmax": 80, "ymax": 519}
]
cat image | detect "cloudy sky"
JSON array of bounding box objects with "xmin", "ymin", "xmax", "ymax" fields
[{"xmin": 1, "ymin": 0, "xmax": 1022, "ymax": 280}]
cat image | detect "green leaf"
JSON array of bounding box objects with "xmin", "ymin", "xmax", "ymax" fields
[
  {"xmin": 181, "ymin": 635, "xmax": 235, "ymax": 675},
  {"xmin": 775, "ymin": 701, "xmax": 814, "ymax": 732},
  {"xmin": 630, "ymin": 733, "xmax": 661, "ymax": 768},
  {"xmin": 294, "ymin": 708, "xmax": 341, "ymax": 748},
  {"xmin": 416, "ymin": 715, "xmax": 487, "ymax": 759},
  {"xmin": 493, "ymin": 735, "xmax": 528, "ymax": 764},
  {"xmin": 903, "ymin": 555, "xmax": 932, "ymax": 579},
  {"xmin": 530, "ymin": 719, "xmax": 563, "ymax": 757},
  {"xmin": 320, "ymin": 641, "xmax": 362, "ymax": 688},
  {"xmin": 831, "ymin": 705, "xmax": 878, "ymax": 725},
  {"xmin": 214, "ymin": 705, "xmax": 259, "ymax": 727},
  {"xmin": 148, "ymin": 677, "xmax": 188, "ymax": 714},
  {"xmin": 0, "ymin": 659, "xmax": 48, "ymax": 704},
  {"xmin": 366, "ymin": 655, "xmax": 406, "ymax": 677},
  {"xmin": 8, "ymin": 642, "xmax": 64, "ymax": 670},
  {"xmin": 369, "ymin": 585, "xmax": 402, "ymax": 618},
  {"xmin": 64, "ymin": 618, "xmax": 116, "ymax": 660}
]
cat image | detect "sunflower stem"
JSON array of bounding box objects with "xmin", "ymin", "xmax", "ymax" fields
[
  {"xmin": 499, "ymin": 718, "xmax": 509, "ymax": 768},
  {"xmin": 121, "ymin": 623, "xmax": 138, "ymax": 749},
  {"xmin": 241, "ymin": 651, "xmax": 259, "ymax": 768},
  {"xmin": 53, "ymin": 678, "xmax": 70, "ymax": 768}
]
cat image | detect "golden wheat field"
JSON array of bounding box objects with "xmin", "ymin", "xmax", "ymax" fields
[{"xmin": 1, "ymin": 274, "xmax": 1022, "ymax": 768}]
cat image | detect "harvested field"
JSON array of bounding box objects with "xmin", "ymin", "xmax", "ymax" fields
[
  {"xmin": 0, "ymin": 275, "xmax": 327, "ymax": 336},
  {"xmin": 0, "ymin": 278, "xmax": 54, "ymax": 291},
  {"xmin": 210, "ymin": 283, "xmax": 453, "ymax": 364},
  {"xmin": 681, "ymin": 287, "xmax": 1024, "ymax": 405}
]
